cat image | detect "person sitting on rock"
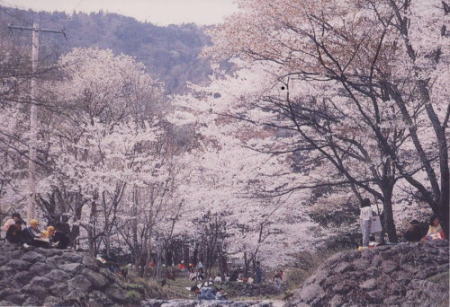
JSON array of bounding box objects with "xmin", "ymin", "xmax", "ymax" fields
[
  {"xmin": 24, "ymin": 219, "xmax": 41, "ymax": 238},
  {"xmin": 404, "ymin": 220, "xmax": 427, "ymax": 242},
  {"xmin": 2, "ymin": 212, "xmax": 25, "ymax": 234},
  {"xmin": 41, "ymin": 225, "xmax": 55, "ymax": 240},
  {"xmin": 198, "ymin": 286, "xmax": 217, "ymax": 300},
  {"xmin": 190, "ymin": 285, "xmax": 201, "ymax": 297},
  {"xmin": 23, "ymin": 219, "xmax": 51, "ymax": 248},
  {"xmin": 422, "ymin": 215, "xmax": 445, "ymax": 241},
  {"xmin": 52, "ymin": 223, "xmax": 70, "ymax": 249},
  {"xmin": 215, "ymin": 288, "xmax": 227, "ymax": 300},
  {"xmin": 5, "ymin": 220, "xmax": 27, "ymax": 245}
]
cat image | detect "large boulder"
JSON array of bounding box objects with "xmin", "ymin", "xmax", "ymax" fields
[
  {"xmin": 0, "ymin": 241, "xmax": 140, "ymax": 306},
  {"xmin": 287, "ymin": 240, "xmax": 449, "ymax": 306}
]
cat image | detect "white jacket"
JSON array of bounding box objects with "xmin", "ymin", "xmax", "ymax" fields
[{"xmin": 360, "ymin": 206, "xmax": 373, "ymax": 221}]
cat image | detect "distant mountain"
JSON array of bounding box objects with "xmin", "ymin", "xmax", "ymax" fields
[{"xmin": 0, "ymin": 6, "xmax": 213, "ymax": 93}]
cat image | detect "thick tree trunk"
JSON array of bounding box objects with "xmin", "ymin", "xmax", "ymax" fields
[
  {"xmin": 437, "ymin": 130, "xmax": 449, "ymax": 238},
  {"xmin": 382, "ymin": 195, "xmax": 398, "ymax": 243}
]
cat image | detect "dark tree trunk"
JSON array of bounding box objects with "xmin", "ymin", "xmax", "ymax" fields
[{"xmin": 382, "ymin": 194, "xmax": 398, "ymax": 243}]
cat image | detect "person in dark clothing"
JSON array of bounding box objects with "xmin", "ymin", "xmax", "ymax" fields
[
  {"xmin": 6, "ymin": 221, "xmax": 26, "ymax": 244},
  {"xmin": 229, "ymin": 269, "xmax": 239, "ymax": 282},
  {"xmin": 404, "ymin": 220, "xmax": 427, "ymax": 242},
  {"xmin": 2, "ymin": 213, "xmax": 25, "ymax": 233},
  {"xmin": 255, "ymin": 261, "xmax": 263, "ymax": 284},
  {"xmin": 52, "ymin": 223, "xmax": 70, "ymax": 249}
]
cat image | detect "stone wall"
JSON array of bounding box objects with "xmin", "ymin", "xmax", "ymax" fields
[
  {"xmin": 287, "ymin": 240, "xmax": 449, "ymax": 306},
  {"xmin": 0, "ymin": 241, "xmax": 142, "ymax": 306},
  {"xmin": 142, "ymin": 299, "xmax": 277, "ymax": 307}
]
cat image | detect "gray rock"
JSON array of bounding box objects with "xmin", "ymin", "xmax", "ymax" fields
[
  {"xmin": 298, "ymin": 283, "xmax": 325, "ymax": 303},
  {"xmin": 141, "ymin": 300, "xmax": 275, "ymax": 307},
  {"xmin": 34, "ymin": 247, "xmax": 63, "ymax": 257},
  {"xmin": 48, "ymin": 255, "xmax": 68, "ymax": 266},
  {"xmin": 0, "ymin": 266, "xmax": 13, "ymax": 280},
  {"xmin": 352, "ymin": 258, "xmax": 370, "ymax": 270},
  {"xmin": 21, "ymin": 284, "xmax": 48, "ymax": 302},
  {"xmin": 82, "ymin": 255, "xmax": 99, "ymax": 270},
  {"xmin": 83, "ymin": 268, "xmax": 109, "ymax": 289},
  {"xmin": 23, "ymin": 295, "xmax": 44, "ymax": 306},
  {"xmin": 0, "ymin": 242, "xmax": 132, "ymax": 306},
  {"xmin": 12, "ymin": 271, "xmax": 36, "ymax": 286},
  {"xmin": 370, "ymin": 254, "xmax": 382, "ymax": 266},
  {"xmin": 43, "ymin": 295, "xmax": 62, "ymax": 306},
  {"xmin": 0, "ymin": 288, "xmax": 19, "ymax": 300},
  {"xmin": 334, "ymin": 262, "xmax": 352, "ymax": 273},
  {"xmin": 367, "ymin": 289, "xmax": 384, "ymax": 304},
  {"xmin": 7, "ymin": 259, "xmax": 31, "ymax": 270},
  {"xmin": 332, "ymin": 280, "xmax": 357, "ymax": 294},
  {"xmin": 29, "ymin": 262, "xmax": 53, "ymax": 275},
  {"xmin": 88, "ymin": 290, "xmax": 114, "ymax": 306},
  {"xmin": 99, "ymin": 267, "xmax": 117, "ymax": 281},
  {"xmin": 21, "ymin": 250, "xmax": 46, "ymax": 263},
  {"xmin": 5, "ymin": 293, "xmax": 26, "ymax": 305},
  {"xmin": 105, "ymin": 285, "xmax": 128, "ymax": 303},
  {"xmin": 45, "ymin": 269, "xmax": 71, "ymax": 282},
  {"xmin": 381, "ymin": 260, "xmax": 398, "ymax": 273},
  {"xmin": 68, "ymin": 275, "xmax": 92, "ymax": 292},
  {"xmin": 49, "ymin": 281, "xmax": 69, "ymax": 297},
  {"xmin": 288, "ymin": 241, "xmax": 449, "ymax": 306},
  {"xmin": 59, "ymin": 262, "xmax": 82, "ymax": 274},
  {"xmin": 29, "ymin": 276, "xmax": 54, "ymax": 288},
  {"xmin": 330, "ymin": 294, "xmax": 344, "ymax": 307},
  {"xmin": 0, "ymin": 256, "xmax": 9, "ymax": 266},
  {"xmin": 64, "ymin": 289, "xmax": 86, "ymax": 304},
  {"xmin": 62, "ymin": 252, "xmax": 83, "ymax": 263},
  {"xmin": 360, "ymin": 278, "xmax": 377, "ymax": 290}
]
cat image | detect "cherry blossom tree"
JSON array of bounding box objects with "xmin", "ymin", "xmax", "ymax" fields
[{"xmin": 202, "ymin": 0, "xmax": 449, "ymax": 237}]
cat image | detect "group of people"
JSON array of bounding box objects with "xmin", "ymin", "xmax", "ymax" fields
[
  {"xmin": 359, "ymin": 198, "xmax": 447, "ymax": 248},
  {"xmin": 190, "ymin": 284, "xmax": 227, "ymax": 300},
  {"xmin": 1, "ymin": 213, "xmax": 70, "ymax": 249},
  {"xmin": 404, "ymin": 215, "xmax": 446, "ymax": 242}
]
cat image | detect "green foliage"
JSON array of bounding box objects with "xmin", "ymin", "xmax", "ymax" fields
[{"xmin": 125, "ymin": 290, "xmax": 143, "ymax": 302}]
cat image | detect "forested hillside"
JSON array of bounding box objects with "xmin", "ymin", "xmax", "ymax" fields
[{"xmin": 0, "ymin": 6, "xmax": 212, "ymax": 93}]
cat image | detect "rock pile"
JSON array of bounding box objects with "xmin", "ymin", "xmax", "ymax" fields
[
  {"xmin": 142, "ymin": 299, "xmax": 276, "ymax": 307},
  {"xmin": 0, "ymin": 241, "xmax": 142, "ymax": 306},
  {"xmin": 287, "ymin": 240, "xmax": 449, "ymax": 306}
]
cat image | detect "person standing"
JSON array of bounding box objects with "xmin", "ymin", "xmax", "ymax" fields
[
  {"xmin": 255, "ymin": 261, "xmax": 263, "ymax": 284},
  {"xmin": 360, "ymin": 198, "xmax": 373, "ymax": 247},
  {"xmin": 273, "ymin": 270, "xmax": 283, "ymax": 290}
]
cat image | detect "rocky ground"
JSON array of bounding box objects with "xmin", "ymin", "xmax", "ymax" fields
[
  {"xmin": 287, "ymin": 240, "xmax": 449, "ymax": 306},
  {"xmin": 142, "ymin": 299, "xmax": 281, "ymax": 307},
  {"xmin": 0, "ymin": 241, "xmax": 143, "ymax": 306},
  {"xmin": 1, "ymin": 239, "xmax": 448, "ymax": 306}
]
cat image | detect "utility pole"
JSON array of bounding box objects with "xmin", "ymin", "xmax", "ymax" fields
[{"xmin": 8, "ymin": 22, "xmax": 66, "ymax": 221}]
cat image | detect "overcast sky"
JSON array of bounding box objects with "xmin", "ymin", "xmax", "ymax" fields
[{"xmin": 1, "ymin": 0, "xmax": 238, "ymax": 25}]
